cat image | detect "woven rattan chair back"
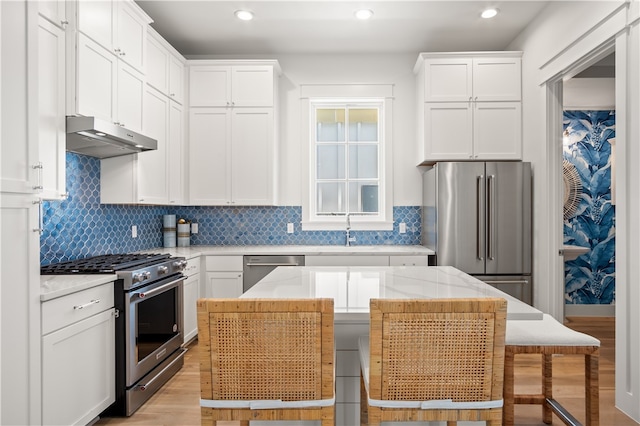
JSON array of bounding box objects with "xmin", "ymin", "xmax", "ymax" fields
[
  {"xmin": 362, "ymin": 298, "xmax": 507, "ymax": 426},
  {"xmin": 198, "ymin": 298, "xmax": 335, "ymax": 426}
]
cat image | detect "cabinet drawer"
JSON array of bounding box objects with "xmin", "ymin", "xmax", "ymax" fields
[
  {"xmin": 205, "ymin": 255, "xmax": 243, "ymax": 271},
  {"xmin": 184, "ymin": 257, "xmax": 201, "ymax": 276},
  {"xmin": 305, "ymin": 255, "xmax": 389, "ymax": 267},
  {"xmin": 42, "ymin": 283, "xmax": 114, "ymax": 335},
  {"xmin": 388, "ymin": 255, "xmax": 429, "ymax": 266}
]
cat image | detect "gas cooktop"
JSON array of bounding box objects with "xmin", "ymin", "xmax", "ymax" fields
[{"xmin": 40, "ymin": 253, "xmax": 171, "ymax": 274}]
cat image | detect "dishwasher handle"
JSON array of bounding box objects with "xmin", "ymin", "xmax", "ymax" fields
[{"xmin": 245, "ymin": 262, "xmax": 301, "ymax": 267}]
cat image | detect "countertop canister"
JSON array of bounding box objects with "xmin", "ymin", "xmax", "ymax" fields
[
  {"xmin": 163, "ymin": 215, "xmax": 176, "ymax": 248},
  {"xmin": 177, "ymin": 222, "xmax": 190, "ymax": 247}
]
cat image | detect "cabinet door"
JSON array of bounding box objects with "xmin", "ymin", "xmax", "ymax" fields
[
  {"xmin": 472, "ymin": 57, "xmax": 521, "ymax": 101},
  {"xmin": 76, "ymin": 33, "xmax": 117, "ymax": 123},
  {"xmin": 38, "ymin": 16, "xmax": 66, "ymax": 200},
  {"xmin": 116, "ymin": 1, "xmax": 146, "ymax": 72},
  {"xmin": 423, "ymin": 102, "xmax": 473, "ymax": 160},
  {"xmin": 116, "ymin": 61, "xmax": 144, "ymax": 132},
  {"xmin": 1, "ymin": 4, "xmax": 39, "ymax": 194},
  {"xmin": 42, "ymin": 309, "xmax": 115, "ymax": 426},
  {"xmin": 182, "ymin": 273, "xmax": 199, "ymax": 344},
  {"xmin": 146, "ymin": 35, "xmax": 169, "ymax": 94},
  {"xmin": 188, "ymin": 108, "xmax": 231, "ymax": 205},
  {"xmin": 1, "ymin": 194, "xmax": 41, "ymax": 425},
  {"xmin": 473, "ymin": 102, "xmax": 522, "ymax": 160},
  {"xmin": 138, "ymin": 86, "xmax": 169, "ymax": 204},
  {"xmin": 305, "ymin": 256, "xmax": 389, "ymax": 266},
  {"xmin": 424, "ymin": 58, "xmax": 472, "ymax": 102},
  {"xmin": 168, "ymin": 55, "xmax": 185, "ymax": 104},
  {"xmin": 168, "ymin": 101, "xmax": 184, "ymax": 205},
  {"xmin": 231, "ymin": 66, "xmax": 274, "ymax": 106},
  {"xmin": 189, "ymin": 65, "xmax": 230, "ymax": 107},
  {"xmin": 206, "ymin": 272, "xmax": 243, "ymax": 298},
  {"xmin": 77, "ymin": 0, "xmax": 115, "ymax": 52},
  {"xmin": 38, "ymin": 0, "xmax": 66, "ymax": 28},
  {"xmin": 231, "ymin": 108, "xmax": 275, "ymax": 205},
  {"xmin": 388, "ymin": 255, "xmax": 429, "ymax": 266}
]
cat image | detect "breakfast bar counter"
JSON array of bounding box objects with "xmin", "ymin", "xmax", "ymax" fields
[
  {"xmin": 242, "ymin": 265, "xmax": 542, "ymax": 321},
  {"xmin": 241, "ymin": 265, "xmax": 543, "ymax": 425}
]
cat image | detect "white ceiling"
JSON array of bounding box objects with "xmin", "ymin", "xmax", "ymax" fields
[{"xmin": 135, "ymin": 1, "xmax": 550, "ymax": 58}]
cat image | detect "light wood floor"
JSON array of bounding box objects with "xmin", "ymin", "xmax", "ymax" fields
[{"xmin": 95, "ymin": 317, "xmax": 638, "ymax": 426}]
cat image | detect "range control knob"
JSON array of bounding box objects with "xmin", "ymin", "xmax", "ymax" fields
[
  {"xmin": 133, "ymin": 271, "xmax": 151, "ymax": 283},
  {"xmin": 172, "ymin": 260, "xmax": 187, "ymax": 270},
  {"xmin": 158, "ymin": 265, "xmax": 169, "ymax": 275}
]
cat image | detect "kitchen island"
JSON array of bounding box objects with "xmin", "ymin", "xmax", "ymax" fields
[{"xmin": 241, "ymin": 265, "xmax": 542, "ymax": 426}]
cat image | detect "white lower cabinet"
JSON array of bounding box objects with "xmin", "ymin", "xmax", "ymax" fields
[
  {"xmin": 182, "ymin": 256, "xmax": 201, "ymax": 345},
  {"xmin": 388, "ymin": 255, "xmax": 429, "ymax": 266},
  {"xmin": 305, "ymin": 255, "xmax": 389, "ymax": 267},
  {"xmin": 204, "ymin": 256, "xmax": 243, "ymax": 298},
  {"xmin": 41, "ymin": 283, "xmax": 115, "ymax": 426}
]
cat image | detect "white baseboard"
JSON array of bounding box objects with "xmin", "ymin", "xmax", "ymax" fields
[{"xmin": 565, "ymin": 304, "xmax": 615, "ymax": 317}]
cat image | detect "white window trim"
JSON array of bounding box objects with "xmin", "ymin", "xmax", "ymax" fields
[{"xmin": 300, "ymin": 84, "xmax": 394, "ymax": 231}]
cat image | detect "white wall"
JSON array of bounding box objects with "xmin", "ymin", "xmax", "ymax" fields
[
  {"xmin": 191, "ymin": 53, "xmax": 423, "ymax": 206},
  {"xmin": 564, "ymin": 77, "xmax": 615, "ymax": 109},
  {"xmin": 508, "ymin": 1, "xmax": 640, "ymax": 421}
]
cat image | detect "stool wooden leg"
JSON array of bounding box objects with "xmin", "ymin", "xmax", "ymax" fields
[
  {"xmin": 543, "ymin": 354, "xmax": 553, "ymax": 424},
  {"xmin": 503, "ymin": 350, "xmax": 515, "ymax": 426},
  {"xmin": 586, "ymin": 352, "xmax": 600, "ymax": 426}
]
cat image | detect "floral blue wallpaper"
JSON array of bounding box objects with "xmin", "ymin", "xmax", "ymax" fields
[
  {"xmin": 563, "ymin": 110, "xmax": 615, "ymax": 305},
  {"xmin": 40, "ymin": 153, "xmax": 421, "ymax": 265}
]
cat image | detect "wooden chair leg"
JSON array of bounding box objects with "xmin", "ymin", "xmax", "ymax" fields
[
  {"xmin": 543, "ymin": 354, "xmax": 553, "ymax": 424},
  {"xmin": 239, "ymin": 421, "xmax": 249, "ymax": 426},
  {"xmin": 586, "ymin": 353, "xmax": 600, "ymax": 426},
  {"xmin": 503, "ymin": 350, "xmax": 515, "ymax": 426},
  {"xmin": 446, "ymin": 421, "xmax": 457, "ymax": 426}
]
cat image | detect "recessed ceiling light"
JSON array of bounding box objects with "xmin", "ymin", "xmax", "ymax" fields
[
  {"xmin": 481, "ymin": 8, "xmax": 499, "ymax": 19},
  {"xmin": 235, "ymin": 10, "xmax": 254, "ymax": 21},
  {"xmin": 355, "ymin": 9, "xmax": 374, "ymax": 20}
]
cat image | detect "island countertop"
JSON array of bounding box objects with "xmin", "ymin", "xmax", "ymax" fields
[{"xmin": 241, "ymin": 265, "xmax": 542, "ymax": 321}]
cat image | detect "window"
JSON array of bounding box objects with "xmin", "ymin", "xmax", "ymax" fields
[
  {"xmin": 300, "ymin": 85, "xmax": 393, "ymax": 231},
  {"xmin": 315, "ymin": 103, "xmax": 380, "ymax": 215}
]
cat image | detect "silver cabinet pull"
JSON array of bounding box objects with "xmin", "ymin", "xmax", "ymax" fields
[
  {"xmin": 74, "ymin": 299, "xmax": 100, "ymax": 310},
  {"xmin": 32, "ymin": 162, "xmax": 43, "ymax": 190}
]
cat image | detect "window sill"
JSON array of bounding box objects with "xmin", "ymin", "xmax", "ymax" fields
[{"xmin": 301, "ymin": 220, "xmax": 394, "ymax": 232}]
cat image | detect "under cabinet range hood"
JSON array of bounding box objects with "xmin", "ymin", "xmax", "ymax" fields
[{"xmin": 66, "ymin": 116, "xmax": 157, "ymax": 159}]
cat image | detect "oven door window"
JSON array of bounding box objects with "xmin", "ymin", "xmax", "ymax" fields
[{"xmin": 135, "ymin": 281, "xmax": 180, "ymax": 362}]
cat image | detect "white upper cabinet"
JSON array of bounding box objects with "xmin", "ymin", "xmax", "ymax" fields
[
  {"xmin": 423, "ymin": 56, "xmax": 521, "ymax": 102},
  {"xmin": 189, "ymin": 64, "xmax": 276, "ymax": 107},
  {"xmin": 38, "ymin": 0, "xmax": 67, "ymax": 28},
  {"xmin": 101, "ymin": 85, "xmax": 171, "ymax": 204},
  {"xmin": 76, "ymin": 0, "xmax": 147, "ymax": 72},
  {"xmin": 187, "ymin": 60, "xmax": 281, "ymax": 206},
  {"xmin": 146, "ymin": 28, "xmax": 186, "ymax": 104},
  {"xmin": 415, "ymin": 52, "xmax": 523, "ymax": 163},
  {"xmin": 38, "ymin": 16, "xmax": 67, "ymax": 200},
  {"xmin": 68, "ymin": 0, "xmax": 151, "ymax": 127}
]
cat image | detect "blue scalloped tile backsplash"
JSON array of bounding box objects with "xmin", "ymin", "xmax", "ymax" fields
[{"xmin": 40, "ymin": 153, "xmax": 421, "ymax": 265}]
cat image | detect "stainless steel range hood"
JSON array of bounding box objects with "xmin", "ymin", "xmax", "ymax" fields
[{"xmin": 66, "ymin": 116, "xmax": 157, "ymax": 159}]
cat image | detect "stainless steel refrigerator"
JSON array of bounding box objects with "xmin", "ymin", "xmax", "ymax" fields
[{"xmin": 422, "ymin": 161, "xmax": 532, "ymax": 304}]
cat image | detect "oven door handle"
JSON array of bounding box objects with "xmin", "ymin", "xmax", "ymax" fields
[{"xmin": 133, "ymin": 276, "xmax": 183, "ymax": 300}]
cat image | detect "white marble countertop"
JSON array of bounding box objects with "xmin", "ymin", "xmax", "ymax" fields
[
  {"xmin": 241, "ymin": 265, "xmax": 542, "ymax": 321},
  {"xmin": 40, "ymin": 274, "xmax": 118, "ymax": 302},
  {"xmin": 144, "ymin": 245, "xmax": 435, "ymax": 258}
]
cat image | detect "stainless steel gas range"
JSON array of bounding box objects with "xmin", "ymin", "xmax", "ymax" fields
[{"xmin": 41, "ymin": 253, "xmax": 188, "ymax": 416}]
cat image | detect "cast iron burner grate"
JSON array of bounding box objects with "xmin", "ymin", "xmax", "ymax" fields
[{"xmin": 40, "ymin": 253, "xmax": 171, "ymax": 274}]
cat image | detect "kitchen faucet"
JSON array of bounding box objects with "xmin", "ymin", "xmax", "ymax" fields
[{"xmin": 345, "ymin": 213, "xmax": 356, "ymax": 247}]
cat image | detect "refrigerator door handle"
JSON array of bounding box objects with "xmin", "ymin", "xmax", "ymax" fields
[
  {"xmin": 477, "ymin": 174, "xmax": 484, "ymax": 261},
  {"xmin": 488, "ymin": 174, "xmax": 496, "ymax": 260}
]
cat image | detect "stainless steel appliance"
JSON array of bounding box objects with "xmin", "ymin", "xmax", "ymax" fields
[
  {"xmin": 41, "ymin": 253, "xmax": 187, "ymax": 416},
  {"xmin": 243, "ymin": 255, "xmax": 305, "ymax": 292},
  {"xmin": 66, "ymin": 116, "xmax": 157, "ymax": 158},
  {"xmin": 422, "ymin": 162, "xmax": 532, "ymax": 303}
]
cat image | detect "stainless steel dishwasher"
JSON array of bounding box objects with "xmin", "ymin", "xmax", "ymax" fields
[{"xmin": 242, "ymin": 255, "xmax": 305, "ymax": 292}]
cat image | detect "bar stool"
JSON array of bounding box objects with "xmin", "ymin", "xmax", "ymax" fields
[
  {"xmin": 197, "ymin": 298, "xmax": 335, "ymax": 426},
  {"xmin": 504, "ymin": 314, "xmax": 600, "ymax": 426}
]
